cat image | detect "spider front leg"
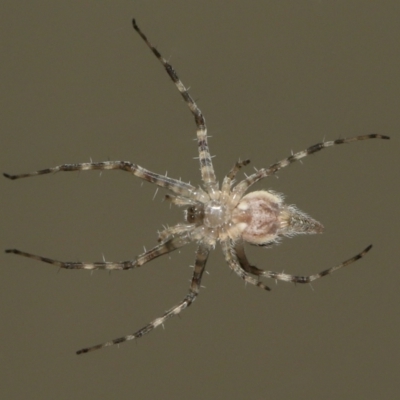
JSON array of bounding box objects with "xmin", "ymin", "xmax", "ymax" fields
[
  {"xmin": 259, "ymin": 245, "xmax": 372, "ymax": 284},
  {"xmin": 4, "ymin": 160, "xmax": 198, "ymax": 199},
  {"xmin": 77, "ymin": 242, "xmax": 210, "ymax": 354},
  {"xmin": 6, "ymin": 234, "xmax": 191, "ymax": 270},
  {"xmin": 132, "ymin": 19, "xmax": 218, "ymax": 197},
  {"xmin": 157, "ymin": 223, "xmax": 195, "ymax": 243}
]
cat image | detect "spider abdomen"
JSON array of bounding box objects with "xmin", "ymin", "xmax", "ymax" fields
[{"xmin": 232, "ymin": 190, "xmax": 282, "ymax": 245}]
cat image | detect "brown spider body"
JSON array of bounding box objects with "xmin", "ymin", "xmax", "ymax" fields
[
  {"xmin": 182, "ymin": 187, "xmax": 323, "ymax": 247},
  {"xmin": 233, "ymin": 190, "xmax": 324, "ymax": 245},
  {"xmin": 4, "ymin": 19, "xmax": 389, "ymax": 354}
]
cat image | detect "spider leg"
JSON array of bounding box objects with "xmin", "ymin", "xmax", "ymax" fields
[
  {"xmin": 5, "ymin": 234, "xmax": 191, "ymax": 270},
  {"xmin": 220, "ymin": 239, "xmax": 270, "ymax": 291},
  {"xmin": 164, "ymin": 194, "xmax": 197, "ymax": 207},
  {"xmin": 4, "ymin": 161, "xmax": 199, "ymax": 199},
  {"xmin": 233, "ymin": 134, "xmax": 390, "ymax": 200},
  {"xmin": 221, "ymin": 159, "xmax": 250, "ymax": 195},
  {"xmin": 157, "ymin": 223, "xmax": 194, "ymax": 242},
  {"xmin": 76, "ymin": 242, "xmax": 210, "ymax": 354},
  {"xmin": 259, "ymin": 245, "xmax": 372, "ymax": 283},
  {"xmin": 132, "ymin": 19, "xmax": 218, "ymax": 196},
  {"xmin": 234, "ymin": 240, "xmax": 265, "ymax": 276}
]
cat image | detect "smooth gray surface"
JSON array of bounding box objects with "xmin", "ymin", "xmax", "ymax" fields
[{"xmin": 1, "ymin": 2, "xmax": 399, "ymax": 399}]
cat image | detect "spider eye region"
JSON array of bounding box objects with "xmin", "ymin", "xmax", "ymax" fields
[{"xmin": 185, "ymin": 205, "xmax": 205, "ymax": 224}]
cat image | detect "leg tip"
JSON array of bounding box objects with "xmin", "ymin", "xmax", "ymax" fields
[
  {"xmin": 3, "ymin": 173, "xmax": 14, "ymax": 180},
  {"xmin": 364, "ymin": 244, "xmax": 373, "ymax": 253}
]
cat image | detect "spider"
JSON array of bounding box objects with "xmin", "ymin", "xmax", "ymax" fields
[{"xmin": 4, "ymin": 19, "xmax": 389, "ymax": 355}]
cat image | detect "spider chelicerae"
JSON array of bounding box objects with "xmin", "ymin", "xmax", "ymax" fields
[{"xmin": 5, "ymin": 19, "xmax": 389, "ymax": 355}]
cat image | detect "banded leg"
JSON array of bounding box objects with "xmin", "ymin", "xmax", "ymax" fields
[
  {"xmin": 5, "ymin": 234, "xmax": 191, "ymax": 270},
  {"xmin": 234, "ymin": 240, "xmax": 265, "ymax": 276},
  {"xmin": 132, "ymin": 19, "xmax": 218, "ymax": 196},
  {"xmin": 157, "ymin": 223, "xmax": 195, "ymax": 243},
  {"xmin": 221, "ymin": 159, "xmax": 250, "ymax": 195},
  {"xmin": 4, "ymin": 160, "xmax": 197, "ymax": 199},
  {"xmin": 164, "ymin": 194, "xmax": 198, "ymax": 207},
  {"xmin": 233, "ymin": 134, "xmax": 390, "ymax": 202},
  {"xmin": 259, "ymin": 245, "xmax": 372, "ymax": 283},
  {"xmin": 220, "ymin": 239, "xmax": 270, "ymax": 291},
  {"xmin": 77, "ymin": 242, "xmax": 210, "ymax": 354}
]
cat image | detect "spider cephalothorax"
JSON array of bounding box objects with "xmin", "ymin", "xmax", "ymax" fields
[{"xmin": 4, "ymin": 19, "xmax": 389, "ymax": 354}]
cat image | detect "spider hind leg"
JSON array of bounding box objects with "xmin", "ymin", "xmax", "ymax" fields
[{"xmin": 77, "ymin": 243, "xmax": 210, "ymax": 354}]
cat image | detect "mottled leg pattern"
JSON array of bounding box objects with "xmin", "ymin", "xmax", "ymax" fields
[
  {"xmin": 234, "ymin": 240, "xmax": 265, "ymax": 276},
  {"xmin": 4, "ymin": 161, "xmax": 196, "ymax": 198},
  {"xmin": 233, "ymin": 134, "xmax": 390, "ymax": 200},
  {"xmin": 221, "ymin": 159, "xmax": 250, "ymax": 195},
  {"xmin": 221, "ymin": 240, "xmax": 270, "ymax": 291},
  {"xmin": 6, "ymin": 235, "xmax": 191, "ymax": 271},
  {"xmin": 157, "ymin": 223, "xmax": 195, "ymax": 243},
  {"xmin": 132, "ymin": 19, "xmax": 218, "ymax": 196},
  {"xmin": 258, "ymin": 245, "xmax": 372, "ymax": 283},
  {"xmin": 76, "ymin": 242, "xmax": 210, "ymax": 354}
]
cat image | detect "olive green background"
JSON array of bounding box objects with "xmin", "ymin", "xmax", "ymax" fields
[{"xmin": 1, "ymin": 2, "xmax": 399, "ymax": 399}]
